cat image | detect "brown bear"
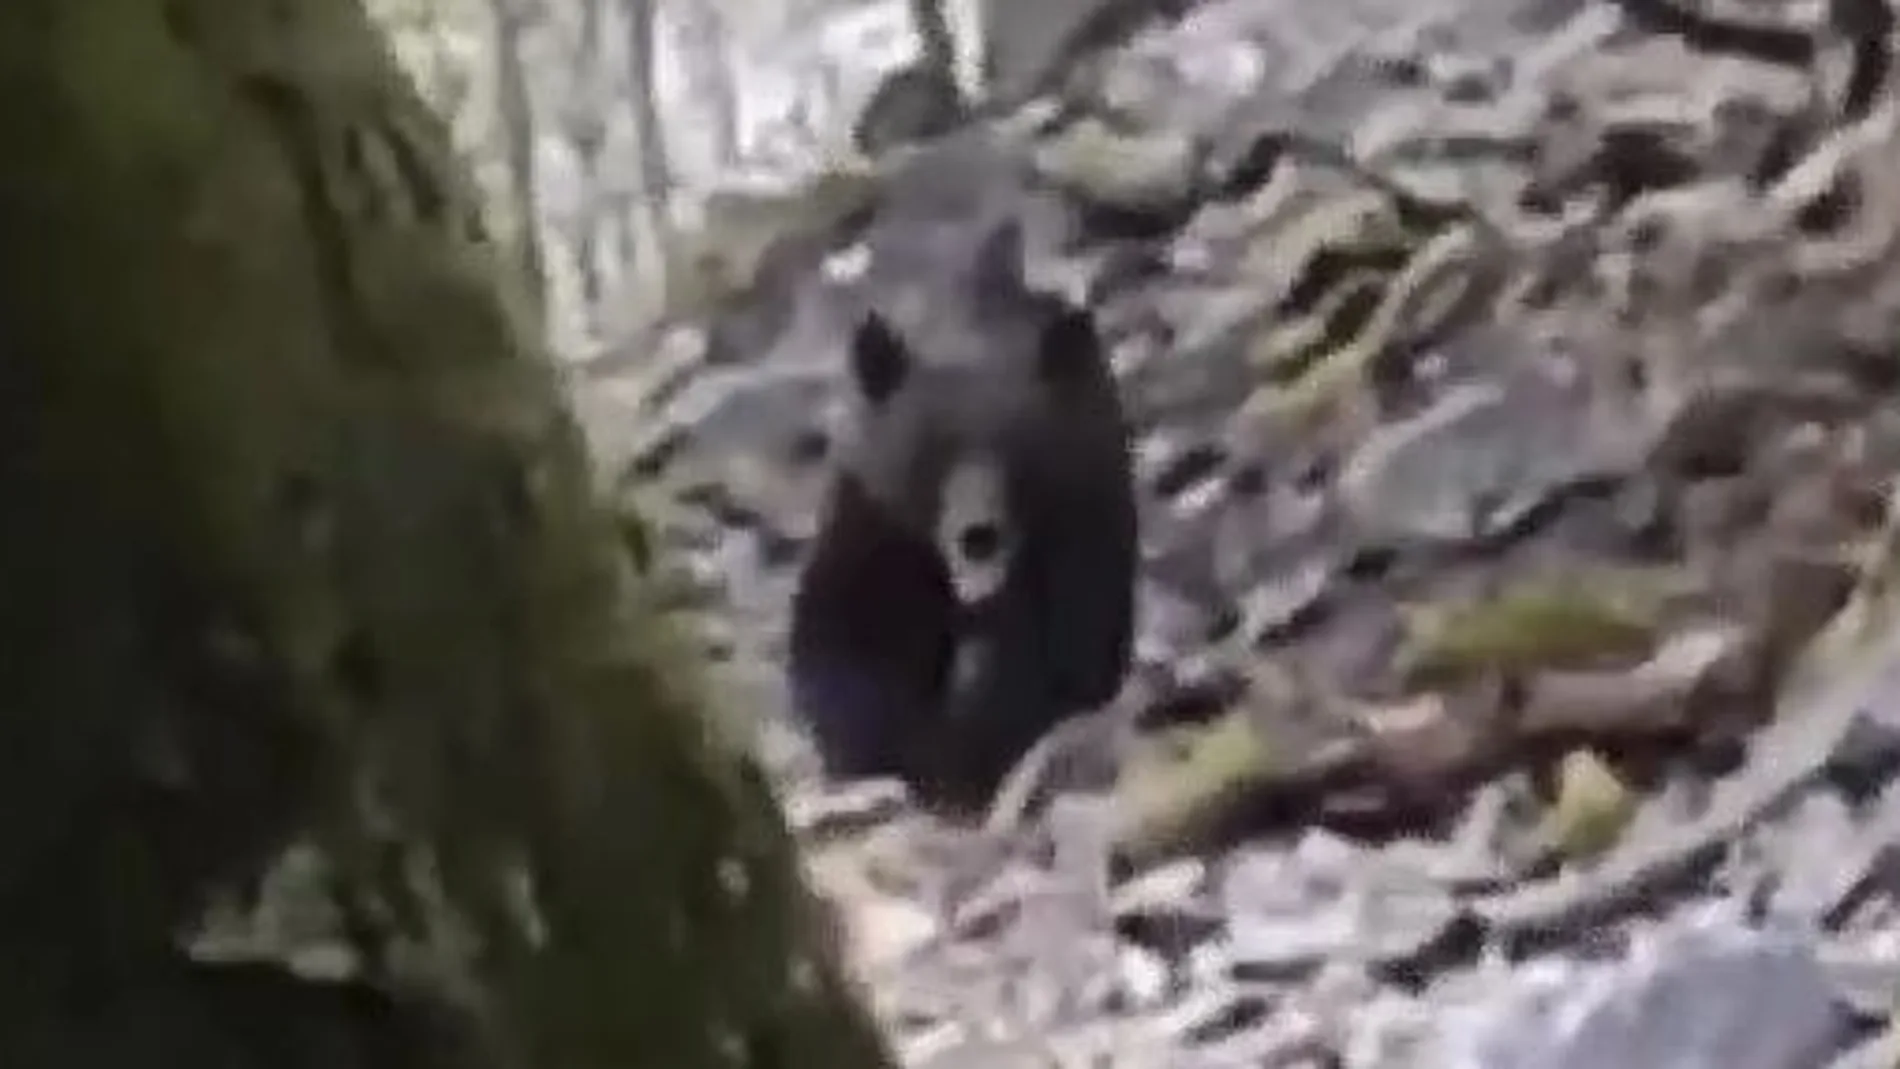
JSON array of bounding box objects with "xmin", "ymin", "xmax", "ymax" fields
[{"xmin": 787, "ymin": 225, "xmax": 1137, "ymax": 815}]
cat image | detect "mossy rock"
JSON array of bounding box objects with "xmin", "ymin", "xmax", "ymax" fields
[
  {"xmin": 1537, "ymin": 749, "xmax": 1638, "ymax": 862},
  {"xmin": 1111, "ymin": 712, "xmax": 1284, "ymax": 865},
  {"xmin": 1396, "ymin": 572, "xmax": 1672, "ymax": 689}
]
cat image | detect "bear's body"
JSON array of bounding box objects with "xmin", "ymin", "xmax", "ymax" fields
[{"xmin": 787, "ymin": 225, "xmax": 1137, "ymax": 814}]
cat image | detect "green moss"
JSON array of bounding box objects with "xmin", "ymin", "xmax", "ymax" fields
[
  {"xmin": 1538, "ymin": 749, "xmax": 1637, "ymax": 862},
  {"xmin": 1396, "ymin": 574, "xmax": 1667, "ymax": 689},
  {"xmin": 1112, "ymin": 712, "xmax": 1284, "ymax": 865},
  {"xmin": 0, "ymin": 1, "xmax": 889, "ymax": 1066}
]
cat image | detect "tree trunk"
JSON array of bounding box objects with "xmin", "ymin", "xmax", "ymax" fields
[
  {"xmin": 489, "ymin": 0, "xmax": 551, "ymax": 328},
  {"xmin": 626, "ymin": 0, "xmax": 679, "ymax": 313},
  {"xmin": 908, "ymin": 0, "xmax": 961, "ymax": 90},
  {"xmin": 0, "ymin": 2, "xmax": 891, "ymax": 1067}
]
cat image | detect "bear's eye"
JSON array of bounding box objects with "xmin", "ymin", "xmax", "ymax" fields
[
  {"xmin": 848, "ymin": 310, "xmax": 912, "ymax": 405},
  {"xmin": 956, "ymin": 520, "xmax": 1005, "ymax": 565}
]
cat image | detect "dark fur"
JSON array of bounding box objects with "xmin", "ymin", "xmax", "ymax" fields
[
  {"xmin": 787, "ymin": 475, "xmax": 957, "ymax": 779},
  {"xmin": 787, "ymin": 287, "xmax": 1137, "ymax": 814}
]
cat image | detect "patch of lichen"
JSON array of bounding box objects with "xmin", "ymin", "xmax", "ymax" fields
[
  {"xmin": 1538, "ymin": 749, "xmax": 1637, "ymax": 862},
  {"xmin": 0, "ymin": 1, "xmax": 888, "ymax": 1066},
  {"xmin": 1112, "ymin": 712, "xmax": 1283, "ymax": 865},
  {"xmin": 1396, "ymin": 573, "xmax": 1670, "ymax": 690}
]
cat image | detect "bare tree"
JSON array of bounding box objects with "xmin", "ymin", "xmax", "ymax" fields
[
  {"xmin": 674, "ymin": 0, "xmax": 743, "ymax": 168},
  {"xmin": 571, "ymin": 0, "xmax": 617, "ymax": 327},
  {"xmin": 908, "ymin": 0, "xmax": 961, "ymax": 88},
  {"xmin": 489, "ymin": 0, "xmax": 550, "ymax": 322},
  {"xmin": 625, "ymin": 0, "xmax": 679, "ymax": 310}
]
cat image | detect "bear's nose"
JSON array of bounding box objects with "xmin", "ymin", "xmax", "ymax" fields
[{"xmin": 956, "ymin": 521, "xmax": 1005, "ymax": 565}]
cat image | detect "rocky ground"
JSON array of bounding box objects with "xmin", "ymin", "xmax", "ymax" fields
[{"xmin": 570, "ymin": 0, "xmax": 1900, "ymax": 1064}]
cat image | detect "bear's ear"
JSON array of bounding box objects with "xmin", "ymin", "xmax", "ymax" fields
[
  {"xmin": 849, "ymin": 311, "xmax": 911, "ymax": 405},
  {"xmin": 1036, "ymin": 306, "xmax": 1104, "ymax": 388}
]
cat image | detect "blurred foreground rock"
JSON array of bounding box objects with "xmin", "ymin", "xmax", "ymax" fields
[{"xmin": 0, "ymin": 2, "xmax": 891, "ymax": 1067}]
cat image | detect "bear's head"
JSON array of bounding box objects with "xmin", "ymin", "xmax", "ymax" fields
[
  {"xmin": 787, "ymin": 223, "xmax": 1135, "ymax": 803},
  {"xmin": 830, "ymin": 292, "xmax": 1115, "ymax": 608}
]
